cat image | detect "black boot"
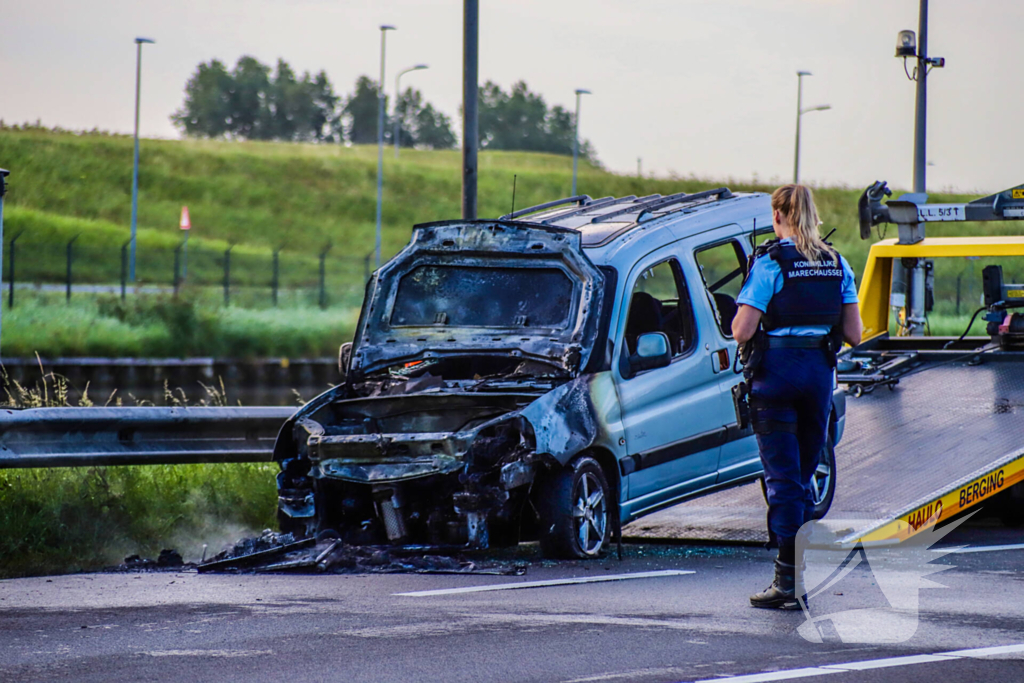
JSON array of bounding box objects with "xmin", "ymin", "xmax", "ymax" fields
[{"xmin": 750, "ymin": 559, "xmax": 799, "ymax": 610}]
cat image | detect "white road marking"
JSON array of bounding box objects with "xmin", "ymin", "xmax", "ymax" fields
[
  {"xmin": 820, "ymin": 653, "xmax": 957, "ymax": 670},
  {"xmin": 932, "ymin": 542, "xmax": 1024, "ymax": 554},
  {"xmin": 685, "ymin": 643, "xmax": 1024, "ymax": 682},
  {"xmin": 943, "ymin": 643, "xmax": 1024, "ymax": 657},
  {"xmin": 393, "ymin": 569, "xmax": 695, "ymax": 597},
  {"xmin": 140, "ymin": 649, "xmax": 273, "ymax": 658},
  {"xmin": 690, "ymin": 667, "xmax": 841, "ymax": 682}
]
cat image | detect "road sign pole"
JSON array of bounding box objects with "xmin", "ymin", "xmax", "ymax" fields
[{"xmin": 179, "ymin": 206, "xmax": 191, "ymax": 279}]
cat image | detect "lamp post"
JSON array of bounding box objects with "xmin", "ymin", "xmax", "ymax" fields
[
  {"xmin": 394, "ymin": 64, "xmax": 428, "ymax": 159},
  {"xmin": 462, "ymin": 0, "xmax": 479, "ymax": 220},
  {"xmin": 572, "ymin": 88, "xmax": 591, "ymax": 197},
  {"xmin": 129, "ymin": 37, "xmax": 155, "ymax": 283},
  {"xmin": 375, "ymin": 25, "xmax": 396, "ymax": 271},
  {"xmin": 895, "ymin": 0, "xmax": 944, "ymax": 194},
  {"xmin": 892, "ymin": 0, "xmax": 944, "ymax": 336},
  {"xmin": 793, "ymin": 71, "xmax": 830, "ymax": 184}
]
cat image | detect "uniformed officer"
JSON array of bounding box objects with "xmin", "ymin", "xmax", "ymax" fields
[{"xmin": 732, "ymin": 184, "xmax": 862, "ymax": 610}]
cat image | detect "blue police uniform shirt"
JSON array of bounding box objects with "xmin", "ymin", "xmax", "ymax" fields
[{"xmin": 736, "ymin": 238, "xmax": 858, "ymax": 337}]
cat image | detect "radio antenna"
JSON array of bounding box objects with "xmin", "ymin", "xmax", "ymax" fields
[
  {"xmin": 743, "ymin": 217, "xmax": 758, "ymax": 284},
  {"xmin": 510, "ymin": 174, "xmax": 518, "ymax": 218}
]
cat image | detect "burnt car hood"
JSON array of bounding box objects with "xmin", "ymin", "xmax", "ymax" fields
[{"xmin": 349, "ymin": 220, "xmax": 606, "ymax": 378}]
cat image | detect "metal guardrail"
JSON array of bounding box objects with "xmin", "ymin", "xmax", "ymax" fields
[{"xmin": 0, "ymin": 406, "xmax": 295, "ymax": 469}]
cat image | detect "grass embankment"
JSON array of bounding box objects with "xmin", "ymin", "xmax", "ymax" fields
[
  {"xmin": 4, "ymin": 291, "xmax": 357, "ymax": 358},
  {"xmin": 0, "ymin": 367, "xmax": 280, "ymax": 579},
  {"xmin": 0, "ymin": 464, "xmax": 277, "ymax": 578},
  {"xmin": 2, "ymin": 126, "xmax": 1023, "ymax": 359}
]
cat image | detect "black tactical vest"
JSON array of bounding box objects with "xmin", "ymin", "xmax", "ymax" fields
[{"xmin": 760, "ymin": 242, "xmax": 844, "ymax": 331}]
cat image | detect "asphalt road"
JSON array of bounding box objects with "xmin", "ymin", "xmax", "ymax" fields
[{"xmin": 1, "ymin": 525, "xmax": 1022, "ymax": 683}]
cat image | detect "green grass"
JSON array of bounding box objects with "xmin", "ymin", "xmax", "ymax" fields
[
  {"xmin": 3, "ymin": 291, "xmax": 358, "ymax": 358},
  {"xmin": 4, "ymin": 126, "xmax": 1023, "ymax": 285},
  {"xmin": 0, "ymin": 361, "xmax": 282, "ymax": 578},
  {"xmin": 0, "ymin": 463, "xmax": 277, "ymax": 578},
  {"xmin": 0, "ymin": 128, "xmax": 624, "ymax": 262}
]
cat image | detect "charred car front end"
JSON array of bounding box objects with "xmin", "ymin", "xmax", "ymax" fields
[{"xmin": 273, "ymin": 220, "xmax": 613, "ymax": 553}]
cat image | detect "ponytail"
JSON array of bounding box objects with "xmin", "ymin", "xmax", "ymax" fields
[{"xmin": 771, "ymin": 184, "xmax": 836, "ymax": 265}]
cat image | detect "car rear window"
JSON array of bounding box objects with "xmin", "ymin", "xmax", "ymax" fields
[{"xmin": 390, "ymin": 265, "xmax": 574, "ymax": 328}]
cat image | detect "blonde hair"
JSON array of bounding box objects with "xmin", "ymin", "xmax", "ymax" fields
[{"xmin": 771, "ymin": 184, "xmax": 836, "ymax": 264}]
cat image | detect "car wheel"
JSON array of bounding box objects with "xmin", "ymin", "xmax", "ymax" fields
[
  {"xmin": 759, "ymin": 427, "xmax": 837, "ymax": 521},
  {"xmin": 809, "ymin": 436, "xmax": 837, "ymax": 520},
  {"xmin": 537, "ymin": 455, "xmax": 611, "ymax": 559}
]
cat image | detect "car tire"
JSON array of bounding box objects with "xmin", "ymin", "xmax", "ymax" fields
[
  {"xmin": 537, "ymin": 455, "xmax": 611, "ymax": 559},
  {"xmin": 759, "ymin": 426, "xmax": 837, "ymax": 521},
  {"xmin": 809, "ymin": 435, "xmax": 837, "ymax": 520}
]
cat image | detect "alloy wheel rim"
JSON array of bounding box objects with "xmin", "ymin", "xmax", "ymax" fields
[
  {"xmin": 573, "ymin": 472, "xmax": 607, "ymax": 555},
  {"xmin": 810, "ymin": 457, "xmax": 832, "ymax": 506}
]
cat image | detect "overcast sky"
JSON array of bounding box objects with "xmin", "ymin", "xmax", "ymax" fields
[{"xmin": 2, "ymin": 0, "xmax": 1022, "ymax": 193}]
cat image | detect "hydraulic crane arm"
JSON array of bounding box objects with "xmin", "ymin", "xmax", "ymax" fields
[{"xmin": 859, "ymin": 181, "xmax": 1024, "ymax": 244}]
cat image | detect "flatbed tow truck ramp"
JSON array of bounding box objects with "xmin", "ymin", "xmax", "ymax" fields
[
  {"xmin": 625, "ymin": 181, "xmax": 1024, "ymax": 546},
  {"xmin": 625, "ymin": 355, "xmax": 1024, "ymax": 544}
]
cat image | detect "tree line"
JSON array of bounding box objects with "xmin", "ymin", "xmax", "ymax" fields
[{"xmin": 173, "ymin": 56, "xmax": 596, "ymax": 160}]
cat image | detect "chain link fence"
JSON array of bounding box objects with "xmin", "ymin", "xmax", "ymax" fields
[{"xmin": 2, "ymin": 238, "xmax": 374, "ymax": 310}]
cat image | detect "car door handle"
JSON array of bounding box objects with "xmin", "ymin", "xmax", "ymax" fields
[{"xmin": 711, "ymin": 348, "xmax": 729, "ymax": 373}]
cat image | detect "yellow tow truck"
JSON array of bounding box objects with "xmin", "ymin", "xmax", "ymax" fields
[{"xmin": 831, "ymin": 181, "xmax": 1024, "ymax": 546}]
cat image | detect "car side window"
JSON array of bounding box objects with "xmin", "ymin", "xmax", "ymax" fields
[
  {"xmin": 694, "ymin": 240, "xmax": 747, "ymax": 337},
  {"xmin": 624, "ymin": 258, "xmax": 696, "ymax": 358}
]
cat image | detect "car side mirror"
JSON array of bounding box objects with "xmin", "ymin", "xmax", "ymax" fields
[
  {"xmin": 338, "ymin": 342, "xmax": 353, "ymax": 382},
  {"xmin": 622, "ymin": 332, "xmax": 671, "ymax": 378}
]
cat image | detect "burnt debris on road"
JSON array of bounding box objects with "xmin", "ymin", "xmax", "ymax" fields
[{"xmin": 194, "ymin": 529, "xmax": 529, "ymax": 576}]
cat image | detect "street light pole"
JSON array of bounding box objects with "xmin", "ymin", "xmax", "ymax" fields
[
  {"xmin": 375, "ymin": 25, "xmax": 395, "ymax": 271},
  {"xmin": 462, "ymin": 0, "xmax": 479, "ymax": 220},
  {"xmin": 793, "ymin": 71, "xmax": 809, "ymax": 184},
  {"xmin": 394, "ymin": 64, "xmax": 429, "ymax": 159},
  {"xmin": 572, "ymin": 89, "xmax": 591, "ymax": 197},
  {"xmin": 129, "ymin": 37, "xmax": 154, "ymax": 283},
  {"xmin": 892, "ymin": 0, "xmax": 944, "ymax": 335},
  {"xmin": 793, "ymin": 72, "xmax": 830, "ymax": 184},
  {"xmin": 913, "ymin": 0, "xmax": 929, "ymax": 194}
]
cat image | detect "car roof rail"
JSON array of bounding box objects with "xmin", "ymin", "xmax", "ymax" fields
[
  {"xmin": 537, "ymin": 195, "xmax": 631, "ymax": 224},
  {"xmin": 636, "ymin": 187, "xmax": 734, "ymax": 223},
  {"xmin": 592, "ymin": 187, "xmax": 734, "ymax": 223},
  {"xmin": 500, "ymin": 195, "xmax": 591, "ymax": 220}
]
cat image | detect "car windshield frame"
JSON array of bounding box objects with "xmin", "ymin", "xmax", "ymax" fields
[{"xmin": 389, "ymin": 263, "xmax": 577, "ymax": 330}]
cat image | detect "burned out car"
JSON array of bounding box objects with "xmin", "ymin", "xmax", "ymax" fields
[{"xmin": 274, "ymin": 188, "xmax": 847, "ymax": 558}]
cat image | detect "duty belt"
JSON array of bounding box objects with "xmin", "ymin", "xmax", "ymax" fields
[{"xmin": 764, "ymin": 335, "xmax": 829, "ymax": 349}]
